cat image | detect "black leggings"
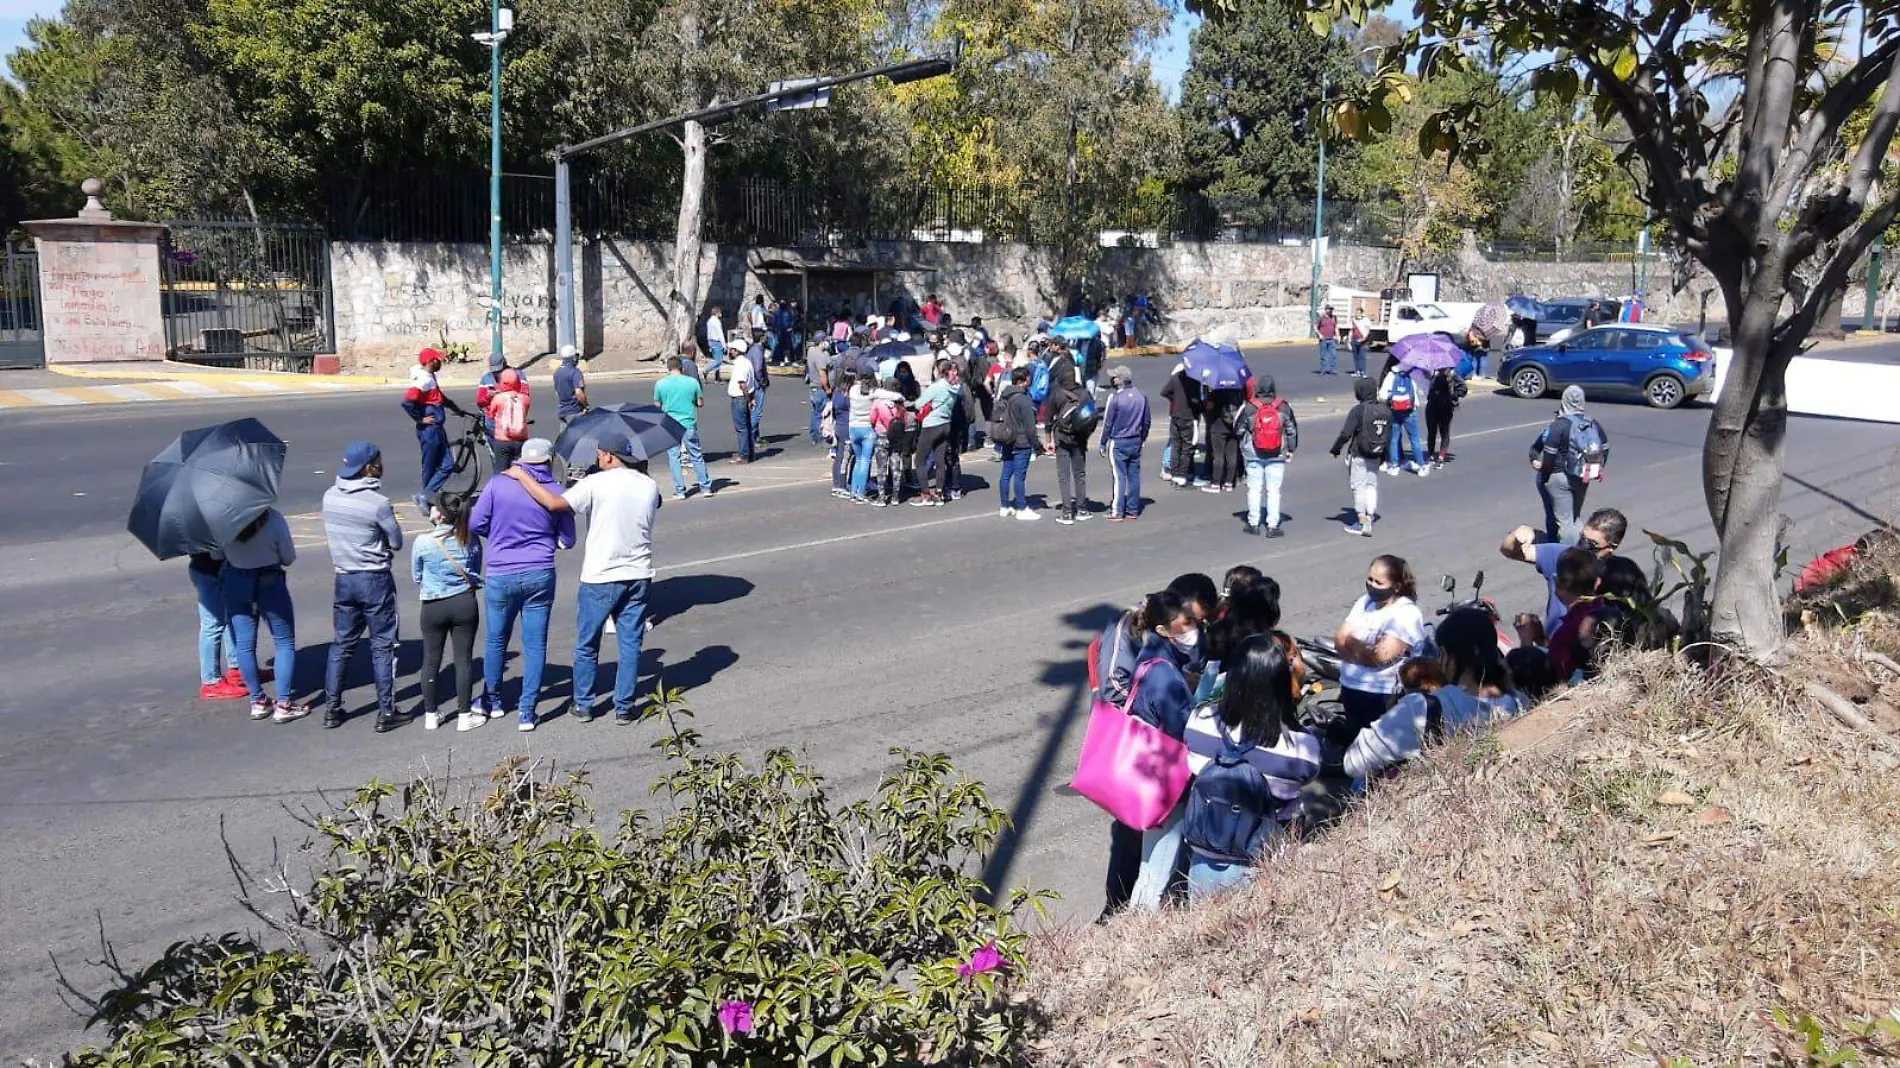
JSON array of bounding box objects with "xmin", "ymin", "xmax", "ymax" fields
[
  {"xmin": 1209, "ymin": 418, "xmax": 1240, "ymax": 486},
  {"xmin": 917, "ymin": 424, "xmax": 952, "ymax": 494},
  {"xmin": 420, "ymin": 590, "xmax": 480, "ymax": 716},
  {"xmin": 1426, "ymin": 399, "xmax": 1455, "ymax": 455}
]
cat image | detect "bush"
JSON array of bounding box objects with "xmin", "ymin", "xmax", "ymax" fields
[{"xmin": 61, "ymin": 692, "xmax": 1047, "ymax": 1066}]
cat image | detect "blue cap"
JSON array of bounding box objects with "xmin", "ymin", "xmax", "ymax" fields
[
  {"xmin": 597, "ymin": 430, "xmax": 640, "ymax": 464},
  {"xmin": 339, "ymin": 441, "xmax": 380, "ymax": 479}
]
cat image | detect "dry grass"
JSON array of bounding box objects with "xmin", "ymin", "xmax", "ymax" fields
[{"xmin": 1023, "ymin": 623, "xmax": 1900, "ymax": 1066}]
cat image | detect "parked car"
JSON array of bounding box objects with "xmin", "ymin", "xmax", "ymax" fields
[
  {"xmin": 1496, "ymin": 324, "xmax": 1717, "ymax": 409},
  {"xmin": 1505, "ymin": 295, "xmax": 1624, "ymax": 348}
]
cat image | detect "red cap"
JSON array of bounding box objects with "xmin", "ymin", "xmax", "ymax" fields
[{"xmin": 418, "ymin": 347, "xmax": 445, "ymax": 365}]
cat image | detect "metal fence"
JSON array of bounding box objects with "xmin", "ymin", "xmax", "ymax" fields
[
  {"xmin": 161, "ymin": 220, "xmax": 333, "ymax": 366},
  {"xmin": 0, "ymin": 241, "xmax": 43, "ymax": 369},
  {"xmin": 327, "ymin": 171, "xmax": 675, "ymax": 242}
]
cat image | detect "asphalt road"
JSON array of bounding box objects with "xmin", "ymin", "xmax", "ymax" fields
[{"xmin": 2, "ymin": 345, "xmax": 1897, "ymax": 1059}]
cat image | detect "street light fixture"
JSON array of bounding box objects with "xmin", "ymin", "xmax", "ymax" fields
[{"xmin": 472, "ymin": 0, "xmax": 514, "ymax": 370}]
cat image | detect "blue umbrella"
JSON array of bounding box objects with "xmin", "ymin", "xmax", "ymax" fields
[
  {"xmin": 127, "ymin": 418, "xmax": 286, "ymax": 560},
  {"xmin": 1051, "ymin": 315, "xmax": 1101, "ymax": 342},
  {"xmin": 1392, "ymin": 331, "xmax": 1465, "ymax": 372},
  {"xmin": 1178, "ymin": 338, "xmax": 1251, "ymax": 390}
]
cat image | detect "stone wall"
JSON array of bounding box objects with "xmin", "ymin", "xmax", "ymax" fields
[{"xmin": 328, "ymin": 236, "xmax": 1861, "ymax": 372}]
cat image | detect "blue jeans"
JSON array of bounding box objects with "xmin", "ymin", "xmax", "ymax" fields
[
  {"xmin": 708, "ymin": 341, "xmax": 725, "ymax": 366},
  {"xmin": 190, "ymin": 566, "xmax": 233, "ymax": 684},
  {"xmin": 1351, "ymin": 339, "xmax": 1367, "ymax": 375},
  {"xmin": 222, "ymin": 565, "xmax": 295, "ymax": 703},
  {"xmin": 1130, "ymin": 802, "xmax": 1187, "ymax": 912},
  {"xmin": 326, "ymin": 570, "xmax": 399, "ymax": 715},
  {"xmin": 1247, "ymin": 457, "xmax": 1286, "ymax": 527},
  {"xmin": 849, "ymin": 425, "xmax": 876, "ymax": 498},
  {"xmin": 730, "ymin": 396, "xmax": 756, "ymax": 461},
  {"xmin": 750, "ymin": 387, "xmax": 767, "ymax": 440},
  {"xmin": 417, "ymin": 423, "xmax": 453, "ymax": 493},
  {"xmin": 1389, "ymin": 409, "xmax": 1426, "ymax": 468},
  {"xmin": 998, "ymin": 443, "xmax": 1030, "ymax": 510},
  {"xmin": 667, "ymin": 426, "xmax": 712, "ymax": 494},
  {"xmin": 808, "ymin": 388, "xmax": 827, "ymax": 443},
  {"xmin": 1318, "ymin": 338, "xmax": 1338, "ymax": 373},
  {"xmin": 572, "ymin": 578, "xmax": 650, "ymax": 719},
  {"xmin": 1109, "ymin": 438, "xmax": 1142, "ymax": 517},
  {"xmin": 1188, "ymin": 855, "xmax": 1254, "ymax": 901},
  {"xmin": 483, "ymin": 568, "xmax": 555, "ymax": 721}
]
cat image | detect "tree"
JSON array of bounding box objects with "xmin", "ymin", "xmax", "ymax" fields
[
  {"xmin": 1335, "ymin": 71, "xmax": 1486, "ymax": 280},
  {"xmin": 1311, "ymin": 0, "xmax": 1900, "ymax": 661}
]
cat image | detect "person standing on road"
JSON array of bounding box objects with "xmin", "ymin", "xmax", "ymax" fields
[
  {"xmin": 912, "ymin": 358, "xmax": 961, "ymax": 506},
  {"xmin": 1159, "ymin": 359, "xmax": 1203, "ymax": 488},
  {"xmin": 725, "ymin": 342, "xmax": 758, "ymax": 464},
  {"xmin": 401, "ymin": 347, "xmax": 466, "ymax": 514},
  {"xmin": 1377, "ymin": 355, "xmax": 1428, "ymax": 476},
  {"xmin": 848, "ymin": 371, "xmax": 880, "ymax": 503},
  {"xmin": 1099, "ymin": 366, "xmax": 1150, "ymax": 522},
  {"xmin": 994, "ymin": 365, "xmax": 1040, "ymax": 520},
  {"xmin": 1238, "ymin": 374, "xmax": 1297, "ymax": 537},
  {"xmin": 504, "ymin": 431, "xmax": 661, "ymax": 725},
  {"xmin": 470, "ymin": 437, "xmax": 576, "ymax": 732},
  {"xmin": 478, "ymin": 366, "xmax": 532, "ymax": 473},
  {"xmin": 220, "ymin": 506, "xmax": 309, "ymax": 723},
  {"xmin": 189, "ymin": 554, "xmax": 245, "ymax": 701},
  {"xmin": 554, "ymin": 346, "xmax": 588, "ymax": 426},
  {"xmin": 806, "ymin": 331, "xmax": 837, "ymax": 445},
  {"xmin": 1206, "ymin": 384, "xmax": 1244, "ymax": 494},
  {"xmin": 1350, "ymin": 311, "xmax": 1372, "ymax": 377},
  {"xmin": 1044, "ymin": 342, "xmax": 1099, "ymax": 525},
  {"xmin": 705, "ymin": 308, "xmax": 727, "ymax": 368},
  {"xmin": 1316, "ymin": 305, "xmax": 1340, "ymax": 374},
  {"xmin": 320, "ymin": 441, "xmax": 405, "ymax": 732},
  {"xmin": 655, "ymin": 356, "xmax": 714, "ymax": 500},
  {"xmin": 1329, "ymin": 376, "xmax": 1391, "ymax": 537},
  {"xmin": 745, "ymin": 328, "xmax": 771, "ymax": 449},
  {"xmin": 1530, "ymin": 385, "xmax": 1610, "ymax": 545},
  {"xmin": 411, "ymin": 491, "xmax": 491, "ymax": 732},
  {"xmin": 1425, "ymin": 366, "xmax": 1466, "ymax": 465}
]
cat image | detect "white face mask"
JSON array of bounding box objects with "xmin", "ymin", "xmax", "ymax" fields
[{"xmin": 1168, "ymin": 627, "xmax": 1201, "ymax": 652}]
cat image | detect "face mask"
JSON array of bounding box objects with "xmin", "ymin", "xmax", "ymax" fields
[
  {"xmin": 1169, "ymin": 627, "xmax": 1201, "ymax": 652},
  {"xmin": 1365, "ymin": 583, "xmax": 1394, "ymax": 604}
]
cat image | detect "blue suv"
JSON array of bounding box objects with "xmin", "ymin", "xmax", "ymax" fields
[{"xmin": 1496, "ymin": 324, "xmax": 1717, "ymax": 409}]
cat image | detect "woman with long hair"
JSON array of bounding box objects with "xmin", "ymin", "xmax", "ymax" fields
[
  {"xmin": 412, "ymin": 491, "xmax": 491, "ymax": 732},
  {"xmin": 1331, "ymin": 555, "xmax": 1427, "ymax": 753},
  {"xmin": 1181, "ymin": 634, "xmax": 1323, "ymax": 899},
  {"xmin": 1344, "ymin": 606, "xmax": 1525, "ymax": 781}
]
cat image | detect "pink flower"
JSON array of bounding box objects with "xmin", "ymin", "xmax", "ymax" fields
[
  {"xmin": 957, "ymin": 941, "xmax": 1005, "ymax": 978},
  {"xmin": 717, "ymin": 999, "xmax": 754, "ymax": 1036}
]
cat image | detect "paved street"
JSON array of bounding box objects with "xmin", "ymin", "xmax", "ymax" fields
[{"xmin": 1, "ymin": 345, "xmax": 1896, "ymax": 1059}]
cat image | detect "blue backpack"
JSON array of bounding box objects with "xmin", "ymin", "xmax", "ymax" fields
[
  {"xmin": 1029, "ymin": 359, "xmax": 1053, "ymax": 404},
  {"xmin": 1182, "ymin": 730, "xmax": 1279, "ymax": 863}
]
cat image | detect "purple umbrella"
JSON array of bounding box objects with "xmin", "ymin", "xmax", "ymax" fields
[
  {"xmin": 1179, "ymin": 339, "xmax": 1252, "ymax": 390},
  {"xmin": 1392, "ymin": 332, "xmax": 1464, "ymax": 372}
]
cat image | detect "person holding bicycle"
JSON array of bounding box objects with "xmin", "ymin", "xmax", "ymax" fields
[{"xmin": 402, "ymin": 348, "xmax": 471, "ymax": 514}]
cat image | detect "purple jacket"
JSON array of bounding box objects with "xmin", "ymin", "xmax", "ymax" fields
[
  {"xmin": 468, "ymin": 465, "xmax": 576, "ymax": 577},
  {"xmin": 1101, "ymin": 387, "xmax": 1152, "ymax": 443}
]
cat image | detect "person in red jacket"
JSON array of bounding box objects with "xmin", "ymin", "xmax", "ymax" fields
[
  {"xmin": 1795, "ymin": 527, "xmax": 1897, "ymax": 595},
  {"xmin": 478, "ymin": 367, "xmax": 532, "ymax": 472},
  {"xmin": 400, "ymin": 348, "xmax": 469, "ymax": 513}
]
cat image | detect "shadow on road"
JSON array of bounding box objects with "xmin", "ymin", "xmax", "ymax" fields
[
  {"xmin": 977, "ymin": 601, "xmax": 1124, "ymax": 907},
  {"xmin": 649, "ymin": 573, "xmax": 754, "ymax": 627}
]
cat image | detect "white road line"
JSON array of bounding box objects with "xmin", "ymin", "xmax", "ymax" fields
[
  {"xmin": 100, "ymin": 385, "xmax": 159, "ymax": 402},
  {"xmin": 237, "ymin": 381, "xmax": 289, "ymax": 393},
  {"xmin": 1454, "ymin": 418, "xmax": 1558, "ymax": 441},
  {"xmin": 17, "ymin": 389, "xmax": 82, "ymax": 406},
  {"xmin": 158, "ymin": 380, "xmax": 223, "ymax": 396},
  {"xmin": 661, "ymin": 511, "xmax": 993, "ymax": 572}
]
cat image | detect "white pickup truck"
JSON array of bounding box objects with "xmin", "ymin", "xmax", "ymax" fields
[{"xmin": 1329, "ymin": 288, "xmax": 1485, "ymax": 348}]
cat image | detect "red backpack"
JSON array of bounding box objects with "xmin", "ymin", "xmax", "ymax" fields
[{"xmin": 1250, "ymin": 398, "xmax": 1287, "ymax": 456}]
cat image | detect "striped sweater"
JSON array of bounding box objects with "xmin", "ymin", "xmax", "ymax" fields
[{"xmin": 322, "ymin": 477, "xmax": 404, "ymax": 573}]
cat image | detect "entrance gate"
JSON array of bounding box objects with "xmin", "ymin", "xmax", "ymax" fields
[
  {"xmin": 161, "ymin": 221, "xmax": 333, "ymax": 370},
  {"xmin": 0, "ymin": 241, "xmax": 43, "ymax": 370}
]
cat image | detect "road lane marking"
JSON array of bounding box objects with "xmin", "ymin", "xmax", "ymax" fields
[
  {"xmin": 160, "ymin": 380, "xmax": 223, "ymax": 396},
  {"xmin": 17, "ymin": 388, "xmax": 83, "ymax": 405},
  {"xmin": 100, "ymin": 385, "xmax": 160, "ymax": 402}
]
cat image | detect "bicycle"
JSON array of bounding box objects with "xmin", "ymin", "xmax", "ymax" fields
[{"xmin": 442, "ymin": 410, "xmax": 488, "ymax": 499}]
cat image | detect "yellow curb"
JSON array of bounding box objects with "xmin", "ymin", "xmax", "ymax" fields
[{"xmin": 45, "ymin": 362, "xmax": 406, "ymax": 387}]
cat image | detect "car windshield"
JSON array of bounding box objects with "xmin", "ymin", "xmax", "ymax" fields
[
  {"xmin": 1683, "ymin": 334, "xmax": 1715, "ymax": 354},
  {"xmin": 1418, "ymin": 304, "xmax": 1447, "ymax": 319}
]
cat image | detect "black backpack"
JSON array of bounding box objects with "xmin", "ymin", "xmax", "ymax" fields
[
  {"xmin": 1182, "ymin": 731, "xmax": 1280, "ymax": 863},
  {"xmin": 1355, "ymin": 401, "xmax": 1393, "ymax": 459}
]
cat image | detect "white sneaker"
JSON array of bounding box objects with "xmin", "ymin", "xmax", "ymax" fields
[
  {"xmin": 1015, "ymin": 508, "xmax": 1041, "ymax": 522},
  {"xmin": 999, "ymin": 507, "xmax": 1015, "ymax": 518},
  {"xmin": 516, "ymin": 712, "xmax": 536, "ymax": 732},
  {"xmin": 1415, "ymin": 465, "xmax": 1430, "ymax": 478},
  {"xmin": 423, "ymin": 712, "xmax": 442, "ymax": 731},
  {"xmin": 456, "ymin": 711, "xmax": 485, "ymax": 732},
  {"xmin": 605, "ymin": 616, "xmax": 617, "ymax": 634}
]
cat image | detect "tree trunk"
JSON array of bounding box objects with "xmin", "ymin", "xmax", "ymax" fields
[
  {"xmin": 1701, "ymin": 290, "xmax": 1793, "ymax": 661},
  {"xmin": 667, "ymin": 116, "xmax": 707, "ymax": 355}
]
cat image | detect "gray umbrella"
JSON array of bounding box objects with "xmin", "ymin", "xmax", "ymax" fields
[
  {"xmin": 553, "ymin": 404, "xmax": 686, "ymax": 465},
  {"xmin": 127, "ymin": 418, "xmax": 286, "ymax": 560}
]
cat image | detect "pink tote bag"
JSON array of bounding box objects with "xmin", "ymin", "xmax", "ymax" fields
[{"xmin": 1070, "ymin": 660, "xmax": 1192, "ymax": 830}]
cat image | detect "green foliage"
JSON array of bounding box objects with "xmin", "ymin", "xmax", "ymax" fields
[
  {"xmin": 60, "ymin": 692, "xmax": 1047, "ymax": 1066},
  {"xmin": 1763, "ymin": 1008, "xmax": 1900, "ymax": 1065}
]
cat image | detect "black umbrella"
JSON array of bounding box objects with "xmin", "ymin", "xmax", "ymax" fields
[
  {"xmin": 127, "ymin": 417, "xmax": 287, "ymax": 561},
  {"xmin": 554, "ymin": 404, "xmax": 687, "ymax": 465}
]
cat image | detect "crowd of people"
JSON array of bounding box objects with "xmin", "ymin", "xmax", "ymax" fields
[
  {"xmin": 1089, "ymin": 502, "xmax": 1673, "ymax": 914},
  {"xmin": 188, "ymin": 431, "xmax": 665, "ymax": 733}
]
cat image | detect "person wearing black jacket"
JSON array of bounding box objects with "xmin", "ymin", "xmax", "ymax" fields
[
  {"xmin": 1159, "ymin": 362, "xmax": 1204, "ymax": 487},
  {"xmin": 1042, "ymin": 343, "xmax": 1096, "ymax": 525},
  {"xmin": 1206, "ymin": 386, "xmax": 1245, "ymax": 493},
  {"xmin": 1329, "ymin": 376, "xmax": 1389, "ymax": 537},
  {"xmin": 994, "ymin": 367, "xmax": 1042, "ymax": 520}
]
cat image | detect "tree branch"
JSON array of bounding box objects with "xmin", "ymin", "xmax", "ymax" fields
[{"xmin": 1767, "ymin": 38, "xmax": 1900, "ymax": 225}]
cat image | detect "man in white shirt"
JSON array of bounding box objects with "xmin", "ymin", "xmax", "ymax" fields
[
  {"xmin": 726, "ymin": 343, "xmax": 757, "ymax": 463},
  {"xmin": 706, "ymin": 309, "xmax": 727, "ymax": 369},
  {"xmin": 504, "ymin": 430, "xmax": 660, "ymax": 724}
]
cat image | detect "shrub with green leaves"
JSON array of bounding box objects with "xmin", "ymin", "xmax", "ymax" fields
[{"xmin": 61, "ymin": 693, "xmax": 1047, "ymax": 1066}]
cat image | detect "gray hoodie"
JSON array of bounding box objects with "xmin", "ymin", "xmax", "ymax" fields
[{"xmin": 322, "ymin": 476, "xmax": 404, "ymax": 573}]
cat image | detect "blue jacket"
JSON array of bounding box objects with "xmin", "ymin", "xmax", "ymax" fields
[
  {"xmin": 1129, "ymin": 631, "xmax": 1198, "ymax": 742},
  {"xmin": 410, "ymin": 526, "xmax": 483, "ymax": 601},
  {"xmin": 1101, "ymin": 387, "xmax": 1151, "ymax": 443}
]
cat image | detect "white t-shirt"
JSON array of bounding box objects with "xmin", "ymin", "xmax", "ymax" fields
[
  {"xmin": 749, "ymin": 304, "xmax": 768, "ymax": 331},
  {"xmin": 707, "ymin": 315, "xmax": 726, "ymax": 348},
  {"xmin": 1338, "ymin": 594, "xmax": 1428, "ymax": 694},
  {"xmin": 726, "ymin": 356, "xmax": 755, "ymax": 398},
  {"xmin": 563, "ymin": 467, "xmax": 660, "ymax": 584},
  {"xmin": 1534, "ymin": 541, "xmax": 1569, "ymax": 633}
]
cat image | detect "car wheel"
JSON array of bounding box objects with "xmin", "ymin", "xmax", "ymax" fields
[
  {"xmin": 1510, "ymin": 365, "xmax": 1549, "ymax": 399},
  {"xmin": 1644, "ymin": 373, "xmax": 1686, "ymax": 409},
  {"xmin": 1507, "ymin": 324, "xmax": 1528, "ymax": 349}
]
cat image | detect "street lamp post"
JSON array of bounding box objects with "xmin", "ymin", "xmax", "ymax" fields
[
  {"xmin": 474, "ymin": 1, "xmax": 514, "ymax": 370},
  {"xmin": 1311, "ymin": 74, "xmax": 1327, "ymax": 337},
  {"xmin": 1866, "ymin": 235, "xmax": 1885, "ymax": 333}
]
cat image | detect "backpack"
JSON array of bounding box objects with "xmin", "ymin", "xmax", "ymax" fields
[
  {"xmin": 1562, "ymin": 414, "xmax": 1610, "ymax": 480},
  {"xmin": 1250, "ymin": 398, "xmax": 1287, "ymax": 457},
  {"xmin": 490, "ymin": 390, "xmax": 529, "ymax": 440},
  {"xmin": 1355, "ymin": 401, "xmax": 1393, "ymax": 459},
  {"xmin": 988, "ymin": 398, "xmax": 1015, "ymax": 446},
  {"xmin": 1029, "ymin": 359, "xmax": 1053, "ymax": 404},
  {"xmin": 1058, "ymin": 394, "xmax": 1101, "ymax": 438},
  {"xmin": 1182, "ymin": 729, "xmax": 1280, "ymax": 863},
  {"xmin": 1386, "ymin": 372, "xmax": 1415, "ymax": 414}
]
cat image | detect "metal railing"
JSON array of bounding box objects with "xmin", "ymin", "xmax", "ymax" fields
[
  {"xmin": 0, "ymin": 240, "xmax": 43, "ymax": 369},
  {"xmin": 162, "ymin": 220, "xmax": 334, "ymax": 363}
]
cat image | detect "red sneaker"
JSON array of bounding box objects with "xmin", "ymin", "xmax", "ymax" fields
[
  {"xmin": 201, "ymin": 679, "xmax": 249, "ymax": 701},
  {"xmin": 224, "ymin": 667, "xmax": 272, "ymax": 687}
]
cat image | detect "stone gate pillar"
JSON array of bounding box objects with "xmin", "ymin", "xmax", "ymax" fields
[{"xmin": 23, "ymin": 179, "xmax": 168, "ymax": 364}]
